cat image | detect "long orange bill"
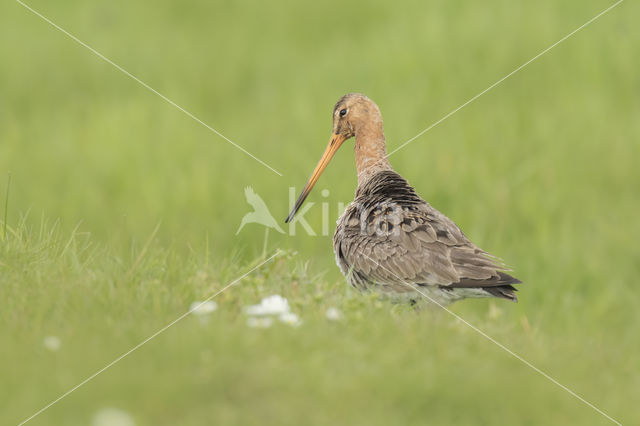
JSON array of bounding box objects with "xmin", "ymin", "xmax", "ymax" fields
[{"xmin": 285, "ymin": 133, "xmax": 346, "ymax": 223}]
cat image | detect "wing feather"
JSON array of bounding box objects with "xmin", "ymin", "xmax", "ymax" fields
[{"xmin": 334, "ymin": 170, "xmax": 521, "ymax": 293}]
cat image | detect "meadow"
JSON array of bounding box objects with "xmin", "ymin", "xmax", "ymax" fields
[{"xmin": 1, "ymin": 0, "xmax": 638, "ymax": 424}]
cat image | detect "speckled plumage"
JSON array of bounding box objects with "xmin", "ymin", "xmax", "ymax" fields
[
  {"xmin": 287, "ymin": 93, "xmax": 521, "ymax": 306},
  {"xmin": 334, "ymin": 169, "xmax": 520, "ymax": 304}
]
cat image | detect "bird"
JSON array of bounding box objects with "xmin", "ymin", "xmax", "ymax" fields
[
  {"xmin": 237, "ymin": 186, "xmax": 284, "ymax": 235},
  {"xmin": 285, "ymin": 93, "xmax": 521, "ymax": 306}
]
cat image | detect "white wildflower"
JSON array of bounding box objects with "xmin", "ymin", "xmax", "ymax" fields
[
  {"xmin": 325, "ymin": 307, "xmax": 342, "ymax": 321},
  {"xmin": 92, "ymin": 408, "xmax": 135, "ymax": 426},
  {"xmin": 43, "ymin": 336, "xmax": 61, "ymax": 352},
  {"xmin": 278, "ymin": 312, "xmax": 301, "ymax": 327},
  {"xmin": 245, "ymin": 294, "xmax": 290, "ymax": 316},
  {"xmin": 190, "ymin": 301, "xmax": 218, "ymax": 315}
]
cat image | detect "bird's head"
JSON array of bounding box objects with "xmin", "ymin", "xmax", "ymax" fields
[
  {"xmin": 331, "ymin": 93, "xmax": 382, "ymax": 141},
  {"xmin": 285, "ymin": 93, "xmax": 382, "ymax": 223}
]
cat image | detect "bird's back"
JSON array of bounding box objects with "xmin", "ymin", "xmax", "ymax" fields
[{"xmin": 334, "ymin": 170, "xmax": 521, "ymax": 303}]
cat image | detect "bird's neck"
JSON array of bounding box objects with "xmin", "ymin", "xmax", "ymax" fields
[{"xmin": 354, "ymin": 121, "xmax": 392, "ymax": 186}]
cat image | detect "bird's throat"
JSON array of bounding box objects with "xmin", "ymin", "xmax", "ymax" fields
[{"xmin": 354, "ymin": 124, "xmax": 392, "ymax": 185}]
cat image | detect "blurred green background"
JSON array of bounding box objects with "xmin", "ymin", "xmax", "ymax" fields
[{"xmin": 1, "ymin": 0, "xmax": 638, "ymax": 424}]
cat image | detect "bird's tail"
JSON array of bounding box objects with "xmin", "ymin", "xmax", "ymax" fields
[{"xmin": 483, "ymin": 284, "xmax": 518, "ymax": 302}]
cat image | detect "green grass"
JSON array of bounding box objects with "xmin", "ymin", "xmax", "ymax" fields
[{"xmin": 1, "ymin": 0, "xmax": 638, "ymax": 424}]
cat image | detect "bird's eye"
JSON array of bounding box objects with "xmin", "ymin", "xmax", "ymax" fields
[{"xmin": 339, "ymin": 108, "xmax": 347, "ymax": 117}]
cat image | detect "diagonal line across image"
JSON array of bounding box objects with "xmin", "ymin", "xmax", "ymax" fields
[
  {"xmin": 387, "ymin": 0, "xmax": 624, "ymax": 159},
  {"xmin": 11, "ymin": 1, "xmax": 627, "ymax": 425},
  {"xmin": 17, "ymin": 252, "xmax": 282, "ymax": 426},
  {"xmin": 357, "ymin": 252, "xmax": 622, "ymax": 425},
  {"xmin": 16, "ymin": 0, "xmax": 283, "ymax": 177}
]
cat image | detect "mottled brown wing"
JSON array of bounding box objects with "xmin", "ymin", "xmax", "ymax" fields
[{"xmin": 334, "ymin": 170, "xmax": 520, "ymax": 294}]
